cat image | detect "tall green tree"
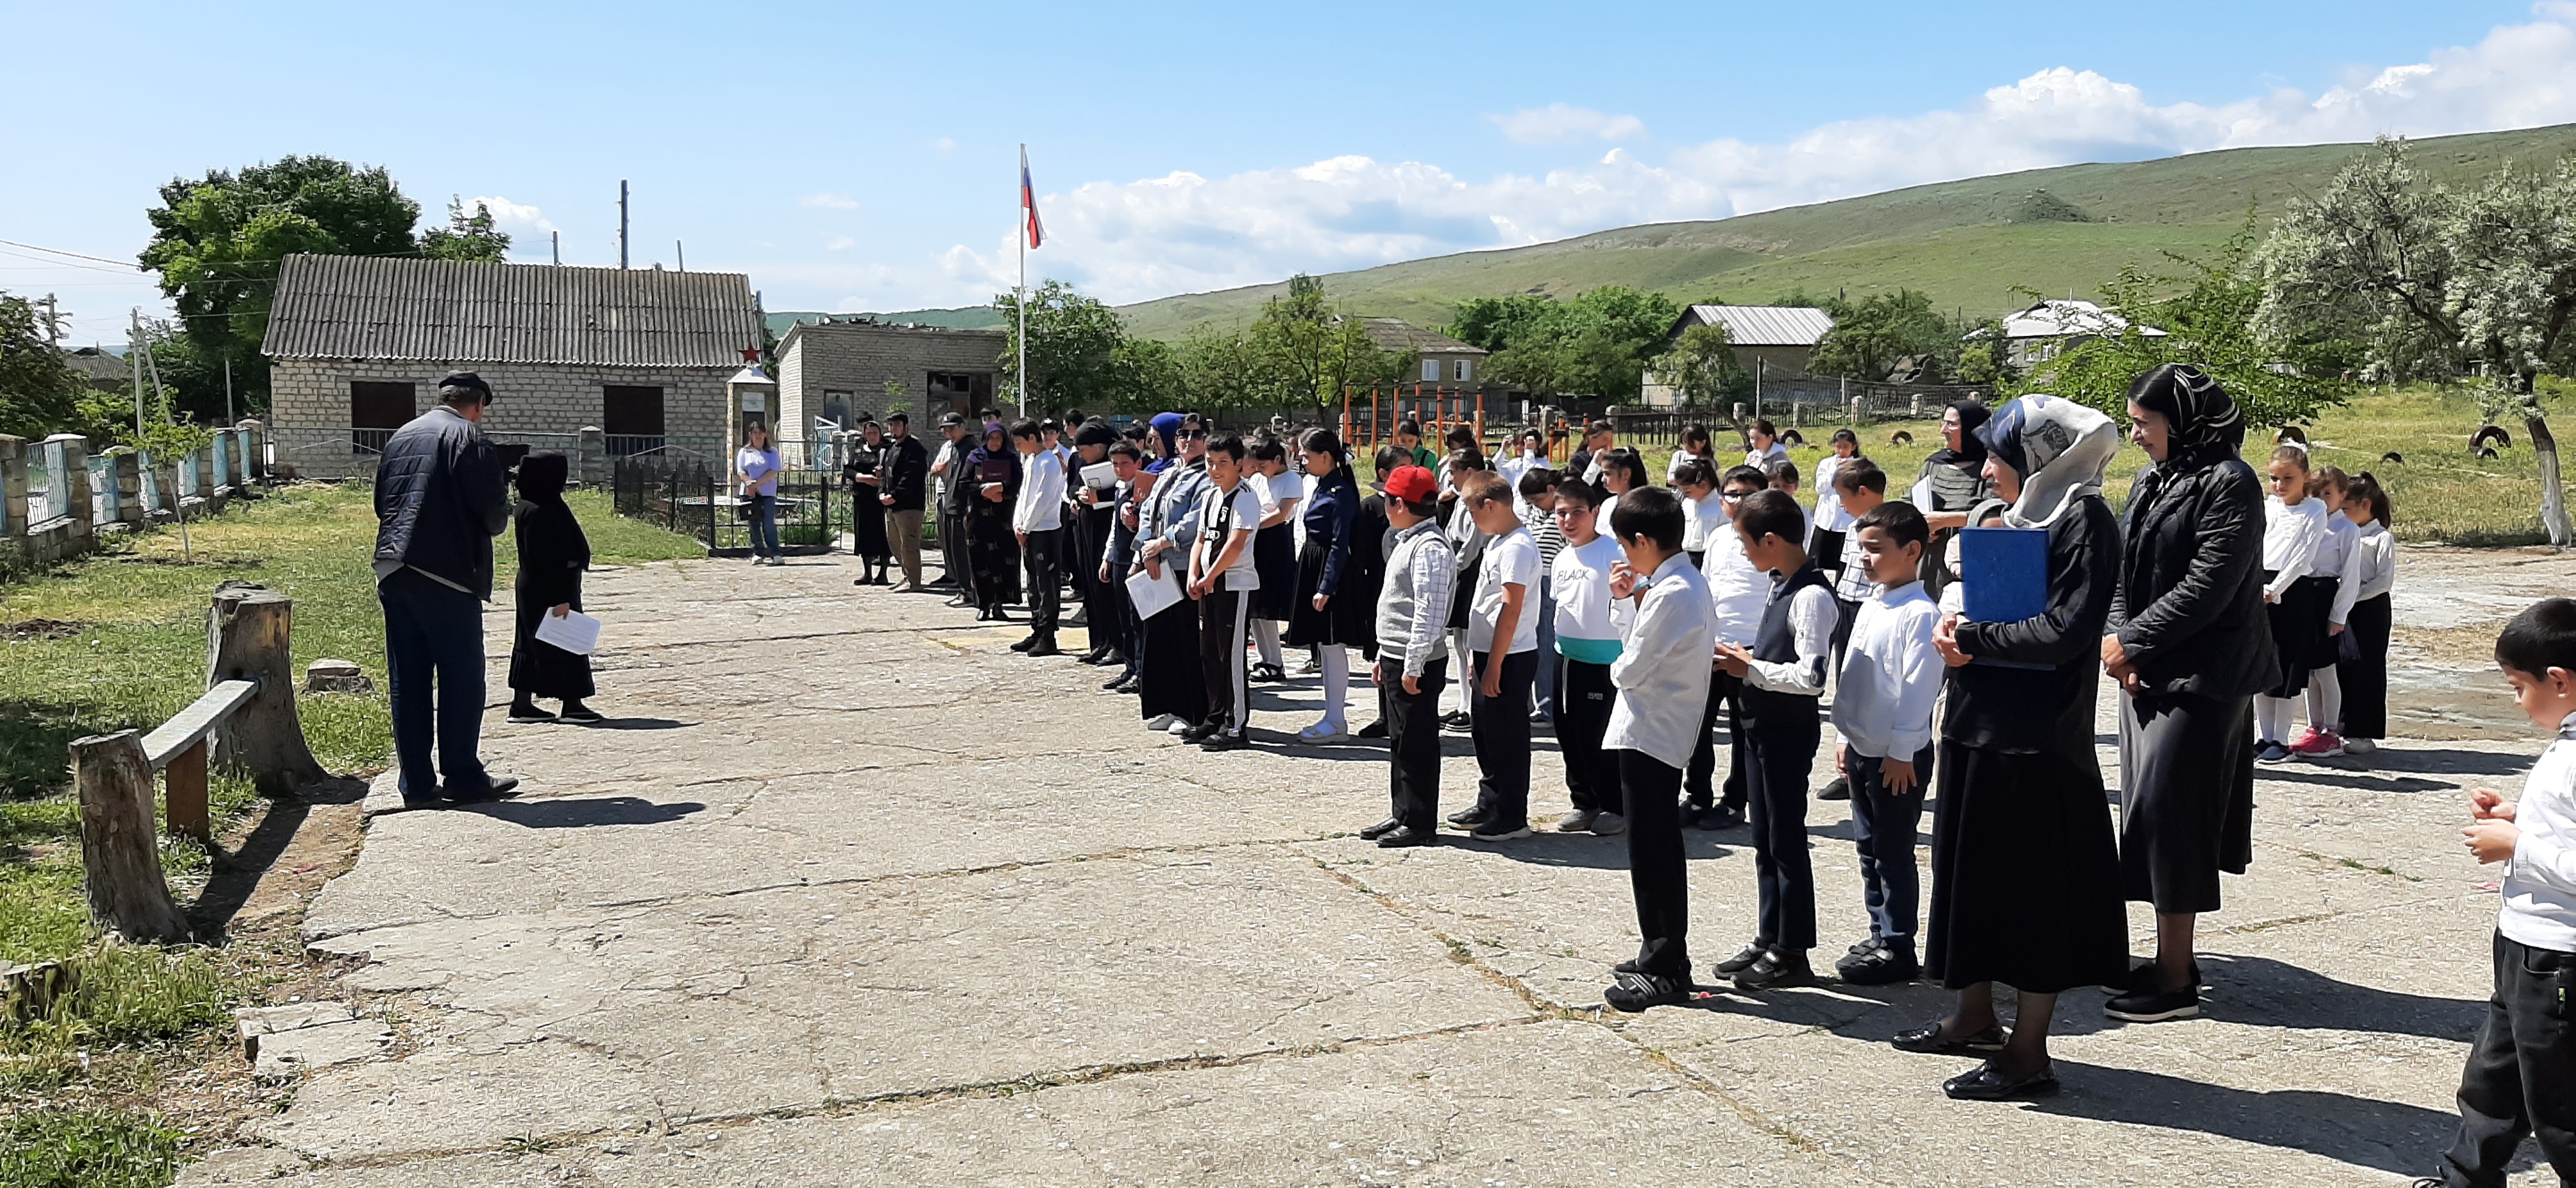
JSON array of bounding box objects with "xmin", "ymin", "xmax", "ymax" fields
[
  {"xmin": 1806, "ymin": 289, "xmax": 1951, "ymax": 381},
  {"xmin": 420, "ymin": 195, "xmax": 512, "ymax": 262},
  {"xmin": 1650, "ymin": 321, "xmax": 1749, "ymax": 408},
  {"xmin": 1243, "ymin": 275, "xmax": 1398, "ymax": 407},
  {"xmin": 995, "ymin": 279, "xmax": 1167, "ymax": 413},
  {"xmin": 1450, "ymin": 286, "xmax": 1678, "ymax": 399},
  {"xmin": 2256, "ymin": 137, "xmax": 2576, "ymax": 544},
  {"xmin": 0, "ymin": 292, "xmax": 101, "ymax": 439},
  {"xmin": 141, "ymin": 156, "xmax": 424, "ymax": 416}
]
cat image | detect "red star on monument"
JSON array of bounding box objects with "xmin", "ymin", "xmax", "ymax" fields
[{"xmin": 739, "ymin": 345, "xmax": 763, "ymax": 363}]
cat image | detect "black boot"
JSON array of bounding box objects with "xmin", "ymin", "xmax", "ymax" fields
[{"xmin": 508, "ymin": 698, "xmax": 556, "ymax": 724}]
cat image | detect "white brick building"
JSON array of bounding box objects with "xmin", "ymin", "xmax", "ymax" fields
[
  {"xmin": 261, "ymin": 255, "xmax": 762, "ymax": 476},
  {"xmin": 774, "ymin": 319, "xmax": 1006, "ymax": 448}
]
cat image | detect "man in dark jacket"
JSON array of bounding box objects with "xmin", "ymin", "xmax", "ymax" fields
[
  {"xmin": 877, "ymin": 413, "xmax": 932, "ymax": 591},
  {"xmin": 374, "ymin": 372, "xmax": 518, "ymax": 807},
  {"xmin": 933, "ymin": 413, "xmax": 977, "ymax": 605}
]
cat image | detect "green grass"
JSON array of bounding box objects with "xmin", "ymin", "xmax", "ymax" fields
[
  {"xmin": 3, "ymin": 948, "xmax": 241, "ymax": 1092},
  {"xmin": 0, "ymin": 1108, "xmax": 183, "ymax": 1188}
]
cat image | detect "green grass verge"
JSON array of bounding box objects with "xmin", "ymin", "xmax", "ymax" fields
[{"xmin": 0, "ymin": 1108, "xmax": 184, "ymax": 1188}]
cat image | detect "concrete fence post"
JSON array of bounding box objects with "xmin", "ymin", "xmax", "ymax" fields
[
  {"xmin": 577, "ymin": 425, "xmax": 607, "ymax": 487},
  {"xmin": 110, "ymin": 449, "xmax": 143, "ymax": 525},
  {"xmin": 0, "ymin": 434, "xmax": 24, "ymax": 542},
  {"xmin": 43, "ymin": 435, "xmax": 91, "ymax": 547},
  {"xmin": 238, "ymin": 420, "xmax": 266, "ymax": 479}
]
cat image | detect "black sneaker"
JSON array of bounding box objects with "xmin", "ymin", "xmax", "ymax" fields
[
  {"xmin": 1731, "ymin": 950, "xmax": 1813, "ymax": 991},
  {"xmin": 507, "ymin": 704, "xmax": 556, "ymax": 724},
  {"xmin": 1375, "ymin": 824, "xmax": 1438, "ymax": 848},
  {"xmin": 1446, "ymin": 804, "xmax": 1495, "ymax": 829},
  {"xmin": 1355, "ymin": 720, "xmax": 1389, "ymax": 739},
  {"xmin": 1198, "ymin": 733, "xmax": 1246, "ymax": 752},
  {"xmin": 1818, "ymin": 776, "xmax": 1851, "ymax": 802},
  {"xmin": 1713, "ymin": 943, "xmax": 1769, "ymax": 977},
  {"xmin": 1468, "ymin": 819, "xmax": 1531, "ymax": 842},
  {"xmin": 1250, "ymin": 664, "xmax": 1286, "ymax": 683},
  {"xmin": 1441, "ymin": 710, "xmax": 1473, "ymax": 731},
  {"xmin": 443, "ymin": 776, "xmax": 522, "ymax": 805},
  {"xmin": 1692, "ymin": 804, "xmax": 1745, "ymax": 830},
  {"xmin": 1836, "ymin": 945, "xmax": 1919, "ymax": 987},
  {"xmin": 1602, "ymin": 970, "xmax": 1691, "ymax": 1013},
  {"xmin": 1009, "ymin": 634, "xmax": 1039, "ymax": 653},
  {"xmin": 2104, "ymin": 981, "xmax": 2200, "ymax": 1023},
  {"xmin": 1358, "ymin": 818, "xmax": 1404, "ymax": 841},
  {"xmin": 1845, "ymin": 935, "xmax": 1887, "ymax": 958}
]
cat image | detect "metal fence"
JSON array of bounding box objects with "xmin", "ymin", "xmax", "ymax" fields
[{"xmin": 611, "ymin": 452, "xmax": 841, "ymax": 555}]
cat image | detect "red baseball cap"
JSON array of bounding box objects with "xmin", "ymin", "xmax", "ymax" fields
[{"xmin": 1383, "ymin": 465, "xmax": 1438, "ymax": 503}]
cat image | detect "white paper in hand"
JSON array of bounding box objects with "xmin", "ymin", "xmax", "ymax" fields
[
  {"xmin": 533, "ymin": 609, "xmax": 602, "ymax": 655},
  {"xmin": 1124, "ymin": 568, "xmax": 1183, "ymax": 622}
]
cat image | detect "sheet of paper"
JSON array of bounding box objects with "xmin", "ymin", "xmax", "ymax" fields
[
  {"xmin": 533, "ymin": 609, "xmax": 603, "ymax": 655},
  {"xmin": 1081, "ymin": 461, "xmax": 1118, "ymax": 490},
  {"xmin": 1124, "ymin": 567, "xmax": 1184, "ymax": 622}
]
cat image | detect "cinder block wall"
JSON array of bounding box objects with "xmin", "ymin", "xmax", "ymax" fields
[
  {"xmin": 776, "ymin": 324, "xmax": 1006, "ymax": 442},
  {"xmin": 269, "ymin": 359, "xmax": 733, "ymax": 471}
]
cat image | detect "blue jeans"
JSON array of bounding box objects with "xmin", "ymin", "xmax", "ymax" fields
[
  {"xmin": 1850, "ymin": 745, "xmax": 1931, "ymax": 947},
  {"xmin": 748, "ymin": 493, "xmax": 782, "ymax": 556},
  {"xmin": 379, "ymin": 568, "xmax": 493, "ymax": 801}
]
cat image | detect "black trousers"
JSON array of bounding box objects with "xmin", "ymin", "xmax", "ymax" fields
[
  {"xmin": 1849, "ymin": 745, "xmax": 1931, "ymax": 946},
  {"xmin": 1555, "ymin": 656, "xmax": 1619, "ymax": 814},
  {"xmin": 2441, "ymin": 931, "xmax": 2576, "ymax": 1186},
  {"xmin": 1384, "ymin": 658, "xmax": 1450, "ymax": 828},
  {"xmin": 1688, "ymin": 673, "xmax": 1750, "ymax": 812},
  {"xmin": 1744, "ymin": 705, "xmax": 1822, "ymax": 952},
  {"xmin": 1197, "ymin": 586, "xmax": 1252, "ymax": 738},
  {"xmin": 1023, "ymin": 528, "xmax": 1063, "ymax": 635},
  {"xmin": 1620, "ymin": 750, "xmax": 1690, "ymax": 977},
  {"xmin": 1469, "ymin": 650, "xmax": 1540, "ymax": 825},
  {"xmin": 937, "ymin": 508, "xmax": 970, "ymax": 586}
]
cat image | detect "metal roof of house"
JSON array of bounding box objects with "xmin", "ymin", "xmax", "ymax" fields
[
  {"xmin": 1346, "ymin": 317, "xmax": 1488, "ymax": 357},
  {"xmin": 1671, "ymin": 305, "xmax": 1836, "ymax": 347},
  {"xmin": 1991, "ymin": 299, "xmax": 2166, "ymax": 341},
  {"xmin": 261, "ymin": 254, "xmax": 763, "ymax": 367}
]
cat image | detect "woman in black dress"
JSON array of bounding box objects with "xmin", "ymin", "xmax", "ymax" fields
[
  {"xmin": 1287, "ymin": 429, "xmax": 1361, "ymax": 739},
  {"xmin": 1899, "ymin": 395, "xmax": 2128, "ymax": 1100},
  {"xmin": 2100, "ymin": 363, "xmax": 2278, "ymax": 1024},
  {"xmin": 962, "ymin": 426, "xmax": 1023, "ymax": 621},
  {"xmin": 843, "ymin": 418, "xmax": 891, "ymax": 583},
  {"xmin": 506, "ymin": 453, "xmax": 599, "ymax": 724}
]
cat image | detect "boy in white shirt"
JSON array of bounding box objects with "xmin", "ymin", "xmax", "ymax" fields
[
  {"xmin": 1818, "ymin": 458, "xmax": 1890, "ymax": 804},
  {"xmin": 1185, "ymin": 434, "xmax": 1264, "ymax": 750},
  {"xmin": 2443, "ymin": 598, "xmax": 2576, "ymax": 1186},
  {"xmin": 1827, "ymin": 501, "xmax": 1942, "ymax": 986},
  {"xmin": 1600, "ymin": 485, "xmax": 1715, "ymax": 1012},
  {"xmin": 1453, "ymin": 470, "xmax": 1542, "ymax": 842},
  {"xmin": 1010, "ymin": 418, "xmax": 1068, "ymax": 657},
  {"xmin": 1685, "ymin": 465, "xmax": 1772, "ymax": 830},
  {"xmin": 1549, "ymin": 476, "xmax": 1632, "ymax": 835}
]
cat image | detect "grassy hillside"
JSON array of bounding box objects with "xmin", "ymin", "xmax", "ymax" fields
[{"xmin": 1116, "ymin": 123, "xmax": 2576, "ymax": 341}]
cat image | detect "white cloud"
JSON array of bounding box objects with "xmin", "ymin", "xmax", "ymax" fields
[
  {"xmin": 464, "ymin": 195, "xmax": 553, "ymax": 234},
  {"xmin": 900, "ymin": 5, "xmax": 2576, "ymax": 309},
  {"xmin": 1490, "ymin": 103, "xmax": 1648, "ymax": 145},
  {"xmin": 800, "ymin": 193, "xmax": 862, "ymax": 211},
  {"xmin": 933, "ymin": 137, "xmax": 956, "ymax": 153},
  {"xmin": 824, "ymin": 235, "xmax": 857, "ymax": 252}
]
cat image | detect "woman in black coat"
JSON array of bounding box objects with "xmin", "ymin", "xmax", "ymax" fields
[
  {"xmin": 1901, "ymin": 395, "xmax": 2129, "ymax": 1100},
  {"xmin": 843, "ymin": 418, "xmax": 891, "ymax": 583},
  {"xmin": 962, "ymin": 426, "xmax": 1023, "ymax": 621},
  {"xmin": 2099, "ymin": 363, "xmax": 2278, "ymax": 1024},
  {"xmin": 507, "ymin": 453, "xmax": 599, "ymax": 723}
]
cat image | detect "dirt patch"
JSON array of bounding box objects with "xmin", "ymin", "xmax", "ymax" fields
[
  {"xmin": 3, "ymin": 618, "xmax": 86, "ymax": 641},
  {"xmin": 122, "ymin": 554, "xmax": 265, "ymax": 568}
]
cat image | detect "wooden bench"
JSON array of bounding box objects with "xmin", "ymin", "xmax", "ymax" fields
[{"xmin": 139, "ymin": 680, "xmax": 257, "ymax": 843}]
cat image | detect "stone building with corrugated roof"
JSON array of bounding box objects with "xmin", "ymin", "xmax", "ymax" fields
[
  {"xmin": 260, "ymin": 254, "xmax": 763, "ymax": 476},
  {"xmin": 1344, "ymin": 317, "xmax": 1488, "ymax": 385}
]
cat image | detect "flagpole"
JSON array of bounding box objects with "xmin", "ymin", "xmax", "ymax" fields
[{"xmin": 1017, "ymin": 144, "xmax": 1029, "ymax": 420}]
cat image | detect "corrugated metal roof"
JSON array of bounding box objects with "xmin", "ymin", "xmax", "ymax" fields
[
  {"xmin": 1677, "ymin": 305, "xmax": 1835, "ymax": 347},
  {"xmin": 261, "ymin": 254, "xmax": 763, "ymax": 367},
  {"xmin": 1346, "ymin": 317, "xmax": 1489, "ymax": 357},
  {"xmin": 1996, "ymin": 299, "xmax": 2165, "ymax": 340}
]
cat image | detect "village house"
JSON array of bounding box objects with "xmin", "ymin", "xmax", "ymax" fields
[
  {"xmin": 260, "ymin": 254, "xmax": 763, "ymax": 477},
  {"xmin": 773, "ymin": 318, "xmax": 1007, "ymax": 447},
  {"xmin": 1639, "ymin": 304, "xmax": 1837, "ymax": 407},
  {"xmin": 1974, "ymin": 298, "xmax": 2166, "ymax": 369},
  {"xmin": 1347, "ymin": 317, "xmax": 1487, "ymax": 384}
]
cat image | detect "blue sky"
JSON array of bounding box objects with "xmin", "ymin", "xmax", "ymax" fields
[{"xmin": 8, "ymin": 0, "xmax": 2575, "ymax": 344}]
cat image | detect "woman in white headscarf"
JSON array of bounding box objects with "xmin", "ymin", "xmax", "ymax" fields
[{"xmin": 1893, "ymin": 393, "xmax": 2128, "ymax": 1102}]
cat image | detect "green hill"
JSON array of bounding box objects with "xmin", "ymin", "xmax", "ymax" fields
[
  {"xmin": 1114, "ymin": 123, "xmax": 2576, "ymax": 341},
  {"xmin": 767, "ymin": 307, "xmax": 1003, "ymax": 337}
]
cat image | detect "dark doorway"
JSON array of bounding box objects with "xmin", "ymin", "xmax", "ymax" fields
[
  {"xmin": 350, "ymin": 381, "xmax": 415, "ymax": 453},
  {"xmin": 928, "ymin": 372, "xmax": 993, "ymax": 416},
  {"xmin": 603, "ymin": 385, "xmax": 666, "ymax": 455}
]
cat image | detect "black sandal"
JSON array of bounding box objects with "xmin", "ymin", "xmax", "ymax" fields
[{"xmin": 1890, "ymin": 1021, "xmax": 2007, "ymax": 1055}]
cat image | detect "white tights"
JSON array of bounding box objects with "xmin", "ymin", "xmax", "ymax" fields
[
  {"xmin": 1252, "ymin": 618, "xmax": 1284, "ymax": 669},
  {"xmin": 2306, "ymin": 664, "xmax": 2343, "ymax": 737},
  {"xmin": 2254, "ymin": 695, "xmax": 2301, "ymax": 745},
  {"xmin": 1315, "ymin": 643, "xmax": 1349, "ymax": 727}
]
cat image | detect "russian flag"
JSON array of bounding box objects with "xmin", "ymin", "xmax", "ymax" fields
[{"xmin": 1020, "ymin": 145, "xmax": 1045, "ymax": 249}]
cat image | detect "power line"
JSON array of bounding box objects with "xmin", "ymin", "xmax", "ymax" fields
[{"xmin": 0, "ymin": 237, "xmax": 137, "ymax": 268}]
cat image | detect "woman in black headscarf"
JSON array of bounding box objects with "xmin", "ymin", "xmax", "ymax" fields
[
  {"xmin": 507, "ymin": 453, "xmax": 599, "ymax": 724},
  {"xmin": 2099, "ymin": 363, "xmax": 2277, "ymax": 1025},
  {"xmin": 1912, "ymin": 399, "xmax": 1992, "ymax": 598},
  {"xmin": 962, "ymin": 425, "xmax": 1023, "ymax": 621},
  {"xmin": 843, "ymin": 417, "xmax": 891, "ymax": 584}
]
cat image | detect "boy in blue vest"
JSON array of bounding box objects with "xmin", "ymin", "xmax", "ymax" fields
[{"xmin": 1712, "ymin": 489, "xmax": 1836, "ymax": 991}]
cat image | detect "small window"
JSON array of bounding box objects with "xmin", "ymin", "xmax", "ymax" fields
[
  {"xmin": 1420, "ymin": 359, "xmax": 1439, "ymax": 382},
  {"xmin": 822, "ymin": 390, "xmax": 854, "ymax": 427},
  {"xmin": 1453, "ymin": 359, "xmax": 1473, "ymax": 383},
  {"xmin": 350, "ymin": 381, "xmax": 415, "ymax": 429},
  {"xmin": 602, "ymin": 385, "xmax": 665, "ymax": 436}
]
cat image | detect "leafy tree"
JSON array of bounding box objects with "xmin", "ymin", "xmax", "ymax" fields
[
  {"xmin": 0, "ymin": 292, "xmax": 98, "ymax": 439},
  {"xmin": 2256, "ymin": 137, "xmax": 2576, "ymax": 544},
  {"xmin": 1649, "ymin": 321, "xmax": 1749, "ymax": 409},
  {"xmin": 1452, "ymin": 286, "xmax": 1678, "ymax": 399},
  {"xmin": 141, "ymin": 156, "xmax": 424, "ymax": 416},
  {"xmin": 2017, "ymin": 217, "xmax": 2344, "ymax": 438},
  {"xmin": 1244, "ymin": 275, "xmax": 1399, "ymax": 407},
  {"xmin": 420, "ymin": 195, "xmax": 511, "ymax": 263},
  {"xmin": 995, "ymin": 279, "xmax": 1176, "ymax": 413},
  {"xmin": 1807, "ymin": 289, "xmax": 1951, "ymax": 382},
  {"xmin": 1447, "ymin": 295, "xmax": 1558, "ymax": 354},
  {"xmin": 1952, "ymin": 316, "xmax": 2016, "ymax": 386}
]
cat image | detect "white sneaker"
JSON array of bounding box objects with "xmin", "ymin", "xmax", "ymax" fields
[
  {"xmin": 1145, "ymin": 714, "xmax": 1177, "ymax": 731},
  {"xmin": 1167, "ymin": 719, "xmax": 1195, "ymax": 736},
  {"xmin": 1298, "ymin": 719, "xmax": 1344, "ymax": 740}
]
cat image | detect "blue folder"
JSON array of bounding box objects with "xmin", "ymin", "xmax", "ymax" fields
[{"xmin": 1959, "ymin": 526, "xmax": 2049, "ymax": 625}]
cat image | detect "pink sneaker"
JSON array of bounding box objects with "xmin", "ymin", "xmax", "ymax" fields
[
  {"xmin": 2285, "ymin": 726, "xmax": 2321, "ymax": 752},
  {"xmin": 2289, "ymin": 730, "xmax": 2345, "ymax": 758}
]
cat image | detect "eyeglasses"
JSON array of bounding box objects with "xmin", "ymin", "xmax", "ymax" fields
[{"xmin": 1721, "ymin": 489, "xmax": 1752, "ymax": 501}]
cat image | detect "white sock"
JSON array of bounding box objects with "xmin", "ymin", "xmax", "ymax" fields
[
  {"xmin": 1254, "ymin": 618, "xmax": 1284, "ymax": 669},
  {"xmin": 2255, "ymin": 696, "xmax": 2296, "ymax": 743},
  {"xmin": 1318, "ymin": 644, "xmax": 1349, "ymax": 726},
  {"xmin": 1447, "ymin": 630, "xmax": 1473, "ymax": 715},
  {"xmin": 2307, "ymin": 665, "xmax": 2343, "ymax": 736}
]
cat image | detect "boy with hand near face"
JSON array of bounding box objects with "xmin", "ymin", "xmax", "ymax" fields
[
  {"xmin": 2437, "ymin": 598, "xmax": 2576, "ymax": 1187},
  {"xmin": 1826, "ymin": 501, "xmax": 1942, "ymax": 986}
]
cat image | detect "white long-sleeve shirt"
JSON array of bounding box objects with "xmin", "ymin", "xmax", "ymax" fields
[
  {"xmin": 1013, "ymin": 448, "xmax": 1066, "ymax": 532},
  {"xmin": 2319, "ymin": 514, "xmax": 2365, "ymax": 625},
  {"xmin": 1830, "ymin": 583, "xmax": 1943, "ymax": 759},
  {"xmin": 1681, "ymin": 490, "xmax": 1728, "ymax": 552},
  {"xmin": 2261, "ymin": 496, "xmax": 2327, "ymax": 601},
  {"xmin": 2351, "ymin": 521, "xmax": 2396, "ymax": 601},
  {"xmin": 1605, "ymin": 554, "xmax": 1717, "ymax": 770},
  {"xmin": 1813, "ymin": 453, "xmax": 1857, "ymax": 531},
  {"xmin": 1742, "ymin": 576, "xmax": 1838, "ymax": 697},
  {"xmin": 1699, "ymin": 521, "xmax": 1767, "ymax": 648},
  {"xmin": 2502, "ymin": 712, "xmax": 2576, "ymax": 953}
]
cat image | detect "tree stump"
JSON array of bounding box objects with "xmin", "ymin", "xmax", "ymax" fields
[
  {"xmin": 73, "ymin": 731, "xmax": 192, "ymax": 943},
  {"xmin": 206, "ymin": 582, "xmax": 329, "ymax": 795}
]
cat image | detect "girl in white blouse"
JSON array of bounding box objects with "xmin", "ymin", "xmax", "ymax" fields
[
  {"xmin": 2334, "ymin": 473, "xmax": 2398, "ymax": 756},
  {"xmin": 2255, "ymin": 445, "xmax": 2332, "ymax": 762}
]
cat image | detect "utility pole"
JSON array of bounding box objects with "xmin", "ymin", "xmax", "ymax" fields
[
  {"xmin": 223, "ymin": 356, "xmax": 234, "ymax": 424},
  {"xmin": 676, "ymin": 240, "xmax": 685, "ymax": 271},
  {"xmin": 551, "ymin": 230, "xmax": 560, "ymax": 265},
  {"xmin": 129, "ymin": 309, "xmax": 147, "ymax": 436},
  {"xmin": 42, "ymin": 293, "xmax": 59, "ymax": 348},
  {"xmin": 618, "ymin": 179, "xmax": 630, "ymax": 270}
]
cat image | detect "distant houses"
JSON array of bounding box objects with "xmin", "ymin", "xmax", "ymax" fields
[
  {"xmin": 1346, "ymin": 317, "xmax": 1489, "ymax": 385},
  {"xmin": 261, "ymin": 254, "xmax": 763, "ymax": 476},
  {"xmin": 1975, "ymin": 299, "xmax": 2166, "ymax": 369},
  {"xmin": 773, "ymin": 317, "xmax": 1008, "ymax": 446},
  {"xmin": 1639, "ymin": 304, "xmax": 1836, "ymax": 407}
]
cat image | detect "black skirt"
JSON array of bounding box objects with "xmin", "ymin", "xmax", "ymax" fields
[
  {"xmin": 1286, "ymin": 539, "xmax": 1361, "ymax": 647},
  {"xmin": 509, "ymin": 598, "xmax": 595, "ymax": 701},
  {"xmin": 1137, "ymin": 590, "xmax": 1206, "ymax": 724},
  {"xmin": 848, "ymin": 484, "xmax": 889, "ymax": 558},
  {"xmin": 964, "ymin": 506, "xmax": 1021, "ymax": 607},
  {"xmin": 1924, "ymin": 743, "xmax": 2129, "ymax": 994},
  {"xmin": 2263, "ymin": 572, "xmax": 2338, "ymax": 697},
  {"xmin": 1252, "ymin": 524, "xmax": 1297, "ymax": 621},
  {"xmin": 2116, "ymin": 689, "xmax": 2256, "ymax": 913},
  {"xmin": 2339, "ymin": 592, "xmax": 2391, "ymax": 740}
]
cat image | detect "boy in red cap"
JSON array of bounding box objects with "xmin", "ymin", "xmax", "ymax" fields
[{"xmin": 1360, "ymin": 465, "xmax": 1457, "ymax": 848}]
